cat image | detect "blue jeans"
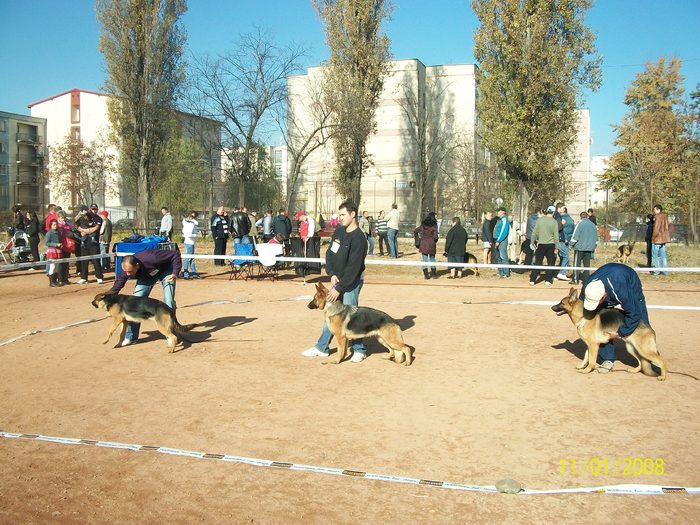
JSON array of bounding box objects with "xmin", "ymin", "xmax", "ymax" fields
[
  {"xmin": 367, "ymin": 235, "xmax": 374, "ymax": 255},
  {"xmin": 125, "ymin": 269, "xmax": 176, "ymax": 342},
  {"xmin": 651, "ymin": 243, "xmax": 668, "ymax": 275},
  {"xmin": 421, "ymin": 253, "xmax": 436, "ymax": 272},
  {"xmin": 100, "ymin": 243, "xmax": 111, "ymax": 270},
  {"xmin": 387, "ymin": 228, "xmax": 398, "ymax": 258},
  {"xmin": 183, "ymin": 243, "xmax": 197, "ymax": 275},
  {"xmin": 314, "ymin": 280, "xmax": 365, "ymax": 356},
  {"xmin": 497, "ymin": 241, "xmax": 510, "ymax": 276},
  {"xmin": 558, "ymin": 242, "xmax": 570, "ymax": 276}
]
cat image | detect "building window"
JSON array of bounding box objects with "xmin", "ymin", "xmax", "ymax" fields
[
  {"xmin": 0, "ymin": 142, "xmax": 5, "ymax": 153},
  {"xmin": 0, "ymin": 120, "xmax": 7, "ymax": 132}
]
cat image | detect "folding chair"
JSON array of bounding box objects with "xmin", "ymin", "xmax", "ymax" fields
[
  {"xmin": 255, "ymin": 242, "xmax": 283, "ymax": 282},
  {"xmin": 0, "ymin": 238, "xmax": 13, "ymax": 264},
  {"xmin": 229, "ymin": 242, "xmax": 256, "ymax": 280}
]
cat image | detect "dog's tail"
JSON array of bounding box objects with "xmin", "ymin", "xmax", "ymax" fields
[{"xmin": 175, "ymin": 322, "xmax": 198, "ymax": 334}]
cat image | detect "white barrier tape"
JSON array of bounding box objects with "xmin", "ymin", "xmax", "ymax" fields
[
  {"xmin": 1, "ymin": 431, "xmax": 697, "ymax": 495},
  {"xmin": 0, "ymin": 253, "xmax": 113, "ymax": 272},
  {"xmin": 0, "ymin": 316, "xmax": 109, "ymax": 348}
]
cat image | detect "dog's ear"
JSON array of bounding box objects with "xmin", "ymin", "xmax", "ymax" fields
[
  {"xmin": 316, "ymin": 282, "xmax": 327, "ymax": 293},
  {"xmin": 567, "ymin": 287, "xmax": 578, "ymax": 303}
]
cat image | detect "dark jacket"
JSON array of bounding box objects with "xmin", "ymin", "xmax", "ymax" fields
[
  {"xmin": 230, "ymin": 211, "xmax": 252, "ymax": 239},
  {"xmin": 414, "ymin": 224, "xmax": 438, "ymax": 256},
  {"xmin": 25, "ymin": 215, "xmax": 41, "ymax": 238},
  {"xmin": 325, "ymin": 226, "xmax": 367, "ymax": 294},
  {"xmin": 560, "ymin": 213, "xmax": 575, "ymax": 243},
  {"xmin": 445, "ymin": 225, "xmax": 468, "ymax": 257},
  {"xmin": 272, "ymin": 214, "xmax": 292, "ymax": 239},
  {"xmin": 481, "ymin": 219, "xmax": 494, "ymax": 243},
  {"xmin": 525, "ymin": 213, "xmax": 539, "ymax": 239},
  {"xmin": 210, "ymin": 213, "xmax": 229, "ymax": 239},
  {"xmin": 110, "ymin": 249, "xmax": 182, "ymax": 294},
  {"xmin": 579, "ymin": 263, "xmax": 648, "ymax": 338}
]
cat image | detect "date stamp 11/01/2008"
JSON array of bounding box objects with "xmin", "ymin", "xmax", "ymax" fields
[{"xmin": 560, "ymin": 457, "xmax": 665, "ymax": 477}]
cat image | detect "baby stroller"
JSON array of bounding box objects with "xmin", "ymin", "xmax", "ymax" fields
[{"xmin": 10, "ymin": 230, "xmax": 32, "ymax": 263}]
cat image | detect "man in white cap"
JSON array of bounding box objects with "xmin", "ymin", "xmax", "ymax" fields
[{"xmin": 579, "ymin": 263, "xmax": 651, "ymax": 373}]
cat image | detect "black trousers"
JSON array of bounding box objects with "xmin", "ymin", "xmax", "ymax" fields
[
  {"xmin": 29, "ymin": 236, "xmax": 40, "ymax": 263},
  {"xmin": 573, "ymin": 251, "xmax": 592, "ymax": 282},
  {"xmin": 521, "ymin": 238, "xmax": 534, "ymax": 266},
  {"xmin": 378, "ymin": 232, "xmax": 388, "ymax": 255},
  {"xmin": 646, "ymin": 241, "xmax": 653, "ymax": 267},
  {"xmin": 214, "ymin": 237, "xmax": 228, "ymax": 266},
  {"xmin": 529, "ymin": 243, "xmax": 556, "ymax": 283},
  {"xmin": 79, "ymin": 242, "xmax": 104, "ymax": 280}
]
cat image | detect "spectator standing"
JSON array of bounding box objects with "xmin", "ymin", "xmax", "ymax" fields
[
  {"xmin": 359, "ymin": 211, "xmax": 374, "ymax": 256},
  {"xmin": 651, "ymin": 204, "xmax": 670, "ymax": 276},
  {"xmin": 159, "ymin": 207, "xmax": 173, "ymax": 240},
  {"xmin": 11, "ymin": 205, "xmax": 25, "ymax": 234},
  {"xmin": 44, "ymin": 219, "xmax": 63, "ymax": 287},
  {"xmin": 587, "ymin": 208, "xmax": 597, "ymax": 225},
  {"xmin": 272, "ymin": 209, "xmax": 292, "ymax": 240},
  {"xmin": 210, "ymin": 206, "xmax": 229, "ymax": 266},
  {"xmin": 75, "ymin": 205, "xmax": 104, "ymax": 284},
  {"xmin": 182, "ymin": 211, "xmax": 202, "ymax": 280},
  {"xmin": 556, "ymin": 206, "xmax": 575, "ymax": 281},
  {"xmin": 230, "ymin": 207, "xmax": 253, "ymax": 245},
  {"xmin": 644, "ymin": 213, "xmax": 655, "ymax": 268},
  {"xmin": 507, "ymin": 214, "xmax": 520, "ymax": 263},
  {"xmin": 98, "ymin": 210, "xmax": 113, "ymax": 271},
  {"xmin": 481, "ymin": 211, "xmax": 494, "ymax": 266},
  {"xmin": 385, "ymin": 203, "xmax": 400, "ymax": 258},
  {"xmin": 24, "ymin": 210, "xmax": 41, "ymax": 267},
  {"xmin": 44, "ymin": 204, "xmax": 58, "ymax": 233},
  {"xmin": 569, "ymin": 211, "xmax": 598, "ymax": 284},
  {"xmin": 110, "ymin": 249, "xmax": 182, "ymax": 346},
  {"xmin": 445, "ymin": 216, "xmax": 468, "ymax": 279},
  {"xmin": 529, "ymin": 205, "xmax": 559, "ymax": 286},
  {"xmin": 256, "ymin": 210, "xmax": 274, "ymax": 242},
  {"xmin": 521, "ymin": 208, "xmax": 541, "ymax": 268},
  {"xmin": 375, "ymin": 210, "xmax": 388, "ymax": 256},
  {"xmin": 55, "ymin": 211, "xmax": 73, "ymax": 285},
  {"xmin": 302, "ymin": 200, "xmax": 368, "ymax": 363},
  {"xmin": 493, "ymin": 207, "xmax": 510, "ymax": 278},
  {"xmin": 415, "ymin": 212, "xmax": 438, "ymax": 280}
]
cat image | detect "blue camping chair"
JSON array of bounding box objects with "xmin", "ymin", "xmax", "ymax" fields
[{"xmin": 229, "ymin": 243, "xmax": 256, "ymax": 280}]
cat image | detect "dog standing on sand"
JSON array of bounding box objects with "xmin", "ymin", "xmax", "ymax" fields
[
  {"xmin": 92, "ymin": 292, "xmax": 197, "ymax": 352},
  {"xmin": 551, "ymin": 287, "xmax": 667, "ymax": 380},
  {"xmin": 307, "ymin": 283, "xmax": 412, "ymax": 365}
]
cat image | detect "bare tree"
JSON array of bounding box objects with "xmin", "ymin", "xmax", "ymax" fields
[
  {"xmin": 97, "ymin": 0, "xmax": 187, "ymax": 229},
  {"xmin": 281, "ymin": 73, "xmax": 337, "ymax": 210},
  {"xmin": 396, "ymin": 73, "xmax": 457, "ymax": 225},
  {"xmin": 186, "ymin": 28, "xmax": 306, "ymax": 206}
]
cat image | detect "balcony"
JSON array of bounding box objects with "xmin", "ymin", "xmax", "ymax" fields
[
  {"xmin": 15, "ymin": 155, "xmax": 41, "ymax": 166},
  {"xmin": 16, "ymin": 133, "xmax": 42, "ymax": 145}
]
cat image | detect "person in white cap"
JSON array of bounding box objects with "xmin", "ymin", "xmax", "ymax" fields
[{"xmin": 579, "ymin": 263, "xmax": 652, "ymax": 373}]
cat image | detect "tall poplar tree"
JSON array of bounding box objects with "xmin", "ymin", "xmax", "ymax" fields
[
  {"xmin": 472, "ymin": 0, "xmax": 601, "ymax": 206},
  {"xmin": 97, "ymin": 0, "xmax": 186, "ymax": 228},
  {"xmin": 315, "ymin": 0, "xmax": 392, "ymax": 203}
]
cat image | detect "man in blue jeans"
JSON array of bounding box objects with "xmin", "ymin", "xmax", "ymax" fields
[
  {"xmin": 493, "ymin": 207, "xmax": 510, "ymax": 277},
  {"xmin": 109, "ymin": 249, "xmax": 182, "ymax": 346},
  {"xmin": 302, "ymin": 200, "xmax": 368, "ymax": 363}
]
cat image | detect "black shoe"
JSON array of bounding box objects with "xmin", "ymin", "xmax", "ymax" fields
[
  {"xmin": 568, "ymin": 280, "xmax": 579, "ymax": 285},
  {"xmin": 192, "ymin": 274, "xmax": 203, "ymax": 279}
]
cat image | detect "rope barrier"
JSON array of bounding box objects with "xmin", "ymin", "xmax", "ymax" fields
[{"xmin": 0, "ymin": 431, "xmax": 696, "ymax": 496}]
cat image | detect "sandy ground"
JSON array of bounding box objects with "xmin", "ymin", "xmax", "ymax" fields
[{"xmin": 1, "ymin": 250, "xmax": 699, "ymax": 524}]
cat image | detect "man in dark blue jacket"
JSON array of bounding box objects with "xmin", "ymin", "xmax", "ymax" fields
[{"xmin": 579, "ymin": 263, "xmax": 650, "ymax": 373}]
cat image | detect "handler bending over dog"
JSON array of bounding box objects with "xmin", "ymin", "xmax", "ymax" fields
[
  {"xmin": 302, "ymin": 200, "xmax": 368, "ymax": 363},
  {"xmin": 110, "ymin": 249, "xmax": 182, "ymax": 347},
  {"xmin": 580, "ymin": 262, "xmax": 653, "ymax": 374}
]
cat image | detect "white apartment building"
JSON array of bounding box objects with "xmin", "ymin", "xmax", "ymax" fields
[
  {"xmin": 589, "ymin": 155, "xmax": 611, "ymax": 208},
  {"xmin": 0, "ymin": 111, "xmax": 48, "ymax": 212},
  {"xmin": 565, "ymin": 109, "xmax": 592, "ymax": 214},
  {"xmin": 28, "ymin": 88, "xmax": 222, "ymax": 217},
  {"xmin": 288, "ymin": 59, "xmax": 591, "ymax": 224}
]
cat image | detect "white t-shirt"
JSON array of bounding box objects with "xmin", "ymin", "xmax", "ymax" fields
[{"xmin": 182, "ymin": 218, "xmax": 199, "ymax": 245}]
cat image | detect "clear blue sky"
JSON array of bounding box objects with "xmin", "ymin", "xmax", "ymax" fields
[{"xmin": 1, "ymin": 0, "xmax": 698, "ymax": 156}]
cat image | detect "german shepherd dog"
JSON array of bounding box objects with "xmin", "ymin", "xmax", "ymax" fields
[
  {"xmin": 616, "ymin": 241, "xmax": 636, "ymax": 264},
  {"xmin": 551, "ymin": 287, "xmax": 667, "ymax": 380},
  {"xmin": 465, "ymin": 252, "xmax": 480, "ymax": 277},
  {"xmin": 307, "ymin": 283, "xmax": 412, "ymax": 365},
  {"xmin": 92, "ymin": 292, "xmax": 197, "ymax": 352}
]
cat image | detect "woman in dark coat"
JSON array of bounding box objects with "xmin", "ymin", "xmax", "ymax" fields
[
  {"xmin": 414, "ymin": 212, "xmax": 438, "ymax": 279},
  {"xmin": 24, "ymin": 210, "xmax": 41, "ymax": 264},
  {"xmin": 444, "ymin": 217, "xmax": 468, "ymax": 278},
  {"xmin": 644, "ymin": 213, "xmax": 654, "ymax": 268}
]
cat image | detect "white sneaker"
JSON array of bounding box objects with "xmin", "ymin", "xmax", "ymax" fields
[
  {"xmin": 78, "ymin": 279, "xmax": 88, "ymax": 284},
  {"xmin": 120, "ymin": 338, "xmax": 133, "ymax": 347},
  {"xmin": 96, "ymin": 279, "xmax": 104, "ymax": 284},
  {"xmin": 598, "ymin": 360, "xmax": 614, "ymax": 374},
  {"xmin": 529, "ymin": 281, "xmax": 535, "ymax": 286},
  {"xmin": 27, "ymin": 267, "xmax": 36, "ymax": 272},
  {"xmin": 350, "ymin": 352, "xmax": 366, "ymax": 363},
  {"xmin": 556, "ymin": 274, "xmax": 569, "ymax": 281},
  {"xmin": 302, "ymin": 346, "xmax": 329, "ymax": 357},
  {"xmin": 544, "ymin": 281, "xmax": 552, "ymax": 286}
]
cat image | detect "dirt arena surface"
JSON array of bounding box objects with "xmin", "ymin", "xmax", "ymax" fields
[{"xmin": 1, "ymin": 251, "xmax": 699, "ymax": 523}]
